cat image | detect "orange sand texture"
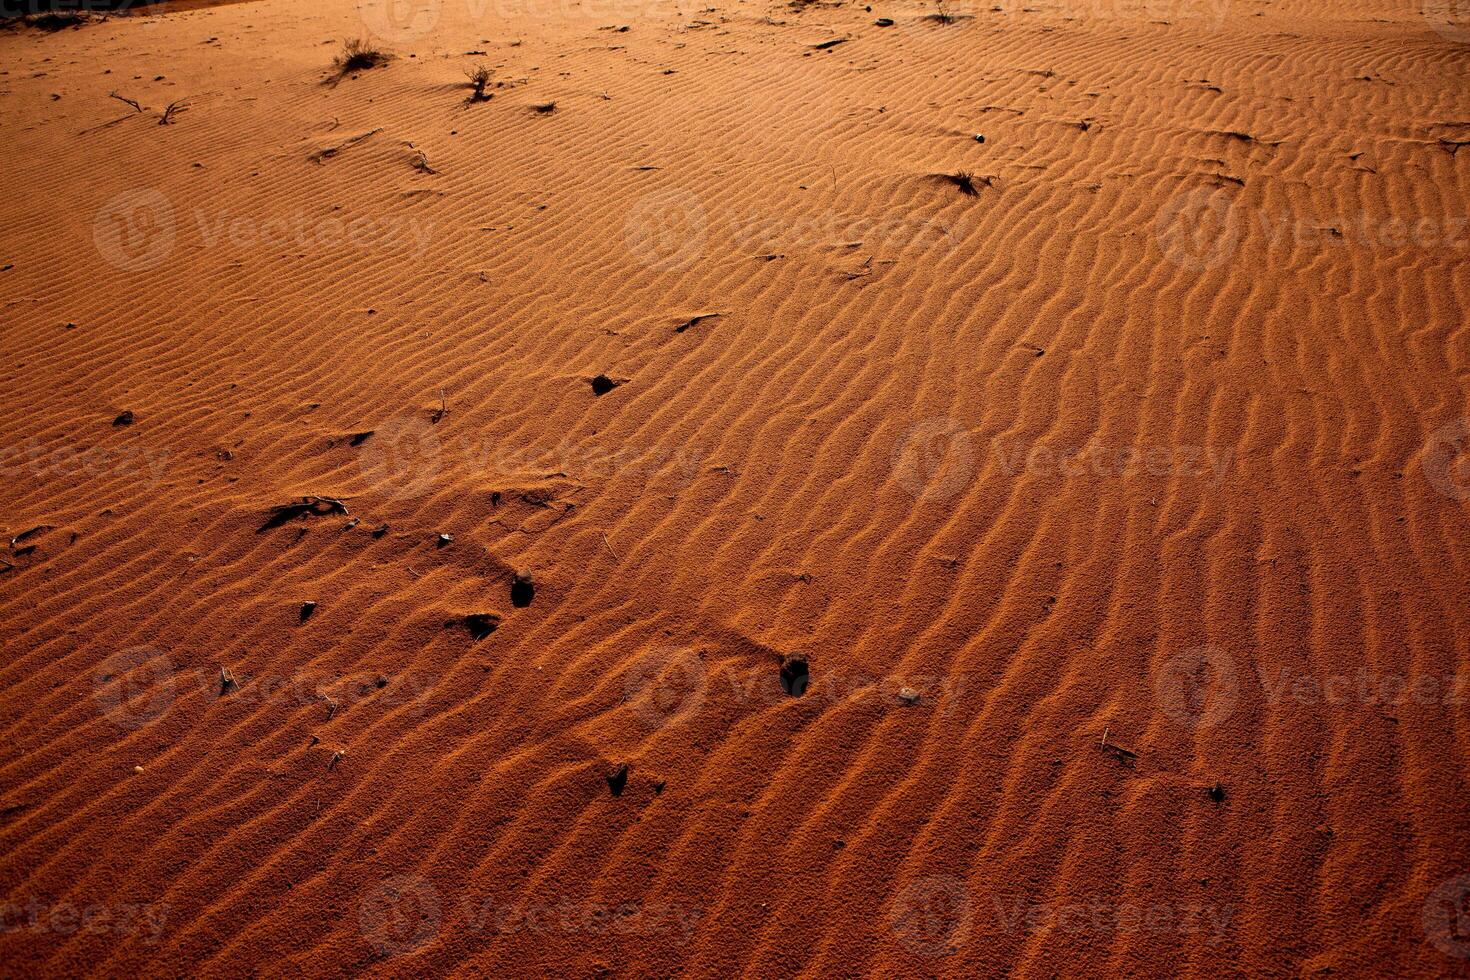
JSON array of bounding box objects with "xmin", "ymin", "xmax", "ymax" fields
[{"xmin": 1, "ymin": 0, "xmax": 1469, "ymax": 974}]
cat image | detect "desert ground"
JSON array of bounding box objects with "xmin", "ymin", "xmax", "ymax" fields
[{"xmin": 0, "ymin": 0, "xmax": 1468, "ymax": 974}]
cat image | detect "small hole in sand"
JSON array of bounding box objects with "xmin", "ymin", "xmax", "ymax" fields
[
  {"xmin": 780, "ymin": 654, "xmax": 809, "ymax": 697},
  {"xmin": 511, "ymin": 571, "xmax": 535, "ymax": 608},
  {"xmin": 607, "ymin": 763, "xmax": 628, "ymax": 796},
  {"xmin": 462, "ymin": 613, "xmax": 500, "ymax": 640}
]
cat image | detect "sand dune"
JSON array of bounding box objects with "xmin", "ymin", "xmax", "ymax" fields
[{"xmin": 1, "ymin": 0, "xmax": 1468, "ymax": 973}]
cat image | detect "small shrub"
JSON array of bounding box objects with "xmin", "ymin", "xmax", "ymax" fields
[
  {"xmin": 465, "ymin": 64, "xmax": 493, "ymax": 102},
  {"xmin": 333, "ymin": 39, "xmax": 390, "ymax": 76}
]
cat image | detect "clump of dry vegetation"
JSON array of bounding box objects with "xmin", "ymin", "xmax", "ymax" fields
[
  {"xmin": 465, "ymin": 64, "xmax": 493, "ymax": 103},
  {"xmin": 330, "ymin": 39, "xmax": 391, "ymax": 82},
  {"xmin": 937, "ymin": 170, "xmax": 996, "ymax": 196},
  {"xmin": 925, "ymin": 0, "xmax": 958, "ymax": 23}
]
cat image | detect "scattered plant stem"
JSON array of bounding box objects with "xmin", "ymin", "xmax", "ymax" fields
[
  {"xmin": 109, "ymin": 91, "xmax": 143, "ymax": 113},
  {"xmin": 158, "ymin": 99, "xmax": 189, "ymax": 125}
]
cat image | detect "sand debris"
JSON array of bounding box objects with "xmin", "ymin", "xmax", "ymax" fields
[
  {"xmin": 780, "ymin": 654, "xmax": 810, "ymax": 697},
  {"xmin": 607, "ymin": 764, "xmax": 629, "ymax": 796},
  {"xmin": 258, "ymin": 496, "xmax": 349, "ymax": 533},
  {"xmin": 511, "ymin": 570, "xmax": 535, "ymax": 607}
]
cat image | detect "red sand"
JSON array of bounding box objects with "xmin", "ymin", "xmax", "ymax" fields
[{"xmin": 1, "ymin": 0, "xmax": 1469, "ymax": 974}]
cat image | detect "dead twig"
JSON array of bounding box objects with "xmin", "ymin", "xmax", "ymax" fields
[
  {"xmin": 258, "ymin": 495, "xmax": 349, "ymax": 533},
  {"xmin": 109, "ymin": 91, "xmax": 143, "ymax": 113},
  {"xmin": 308, "ymin": 128, "xmax": 383, "ymax": 164},
  {"xmin": 10, "ymin": 526, "xmax": 51, "ymax": 549},
  {"xmin": 158, "ymin": 99, "xmax": 189, "ymax": 125},
  {"xmin": 674, "ymin": 312, "xmax": 724, "ymax": 334},
  {"xmin": 601, "ymin": 530, "xmax": 620, "ymax": 561},
  {"xmin": 1099, "ymin": 725, "xmax": 1138, "ymax": 764}
]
